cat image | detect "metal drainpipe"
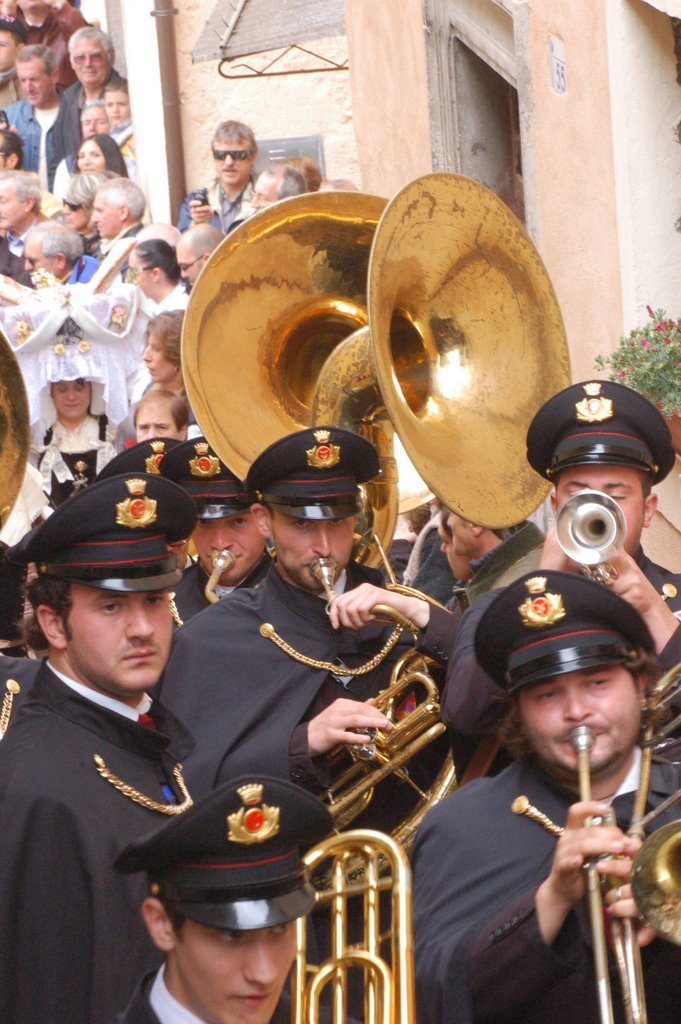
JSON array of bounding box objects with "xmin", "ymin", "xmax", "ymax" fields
[{"xmin": 150, "ymin": 0, "xmax": 186, "ymax": 223}]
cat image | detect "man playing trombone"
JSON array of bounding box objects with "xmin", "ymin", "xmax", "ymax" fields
[{"xmin": 412, "ymin": 570, "xmax": 681, "ymax": 1024}]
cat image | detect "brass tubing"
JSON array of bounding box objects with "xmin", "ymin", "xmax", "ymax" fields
[{"xmin": 569, "ymin": 725, "xmax": 615, "ymax": 1024}]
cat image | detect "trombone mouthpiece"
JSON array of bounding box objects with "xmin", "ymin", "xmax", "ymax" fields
[{"xmin": 569, "ymin": 724, "xmax": 596, "ymax": 753}]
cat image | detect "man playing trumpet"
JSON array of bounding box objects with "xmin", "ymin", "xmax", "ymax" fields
[{"xmin": 412, "ymin": 570, "xmax": 681, "ymax": 1024}]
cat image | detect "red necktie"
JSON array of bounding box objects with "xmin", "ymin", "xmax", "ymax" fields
[{"xmin": 138, "ymin": 713, "xmax": 156, "ymax": 729}]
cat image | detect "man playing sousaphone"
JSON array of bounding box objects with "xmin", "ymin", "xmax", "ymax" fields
[
  {"xmin": 160, "ymin": 425, "xmax": 453, "ymax": 824},
  {"xmin": 412, "ymin": 571, "xmax": 681, "ymax": 1024}
]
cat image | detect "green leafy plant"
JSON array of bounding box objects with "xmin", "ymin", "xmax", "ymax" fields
[{"xmin": 594, "ymin": 306, "xmax": 681, "ymax": 416}]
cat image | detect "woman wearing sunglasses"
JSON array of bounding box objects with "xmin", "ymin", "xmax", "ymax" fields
[{"xmin": 62, "ymin": 169, "xmax": 112, "ymax": 257}]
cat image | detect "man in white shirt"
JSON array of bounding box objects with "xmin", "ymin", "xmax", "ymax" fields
[{"xmin": 5, "ymin": 42, "xmax": 61, "ymax": 190}]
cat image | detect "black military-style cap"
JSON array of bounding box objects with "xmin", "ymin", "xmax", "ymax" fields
[
  {"xmin": 8, "ymin": 473, "xmax": 196, "ymax": 592},
  {"xmin": 160, "ymin": 436, "xmax": 250, "ymax": 520},
  {"xmin": 115, "ymin": 775, "xmax": 333, "ymax": 931},
  {"xmin": 96, "ymin": 438, "xmax": 181, "ymax": 480},
  {"xmin": 246, "ymin": 426, "xmax": 380, "ymax": 520},
  {"xmin": 0, "ymin": 17, "xmax": 27, "ymax": 43},
  {"xmin": 475, "ymin": 571, "xmax": 653, "ymax": 693},
  {"xmin": 526, "ymin": 380, "xmax": 675, "ymax": 484}
]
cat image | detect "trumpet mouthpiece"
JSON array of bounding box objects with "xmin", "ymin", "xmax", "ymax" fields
[
  {"xmin": 310, "ymin": 557, "xmax": 339, "ymax": 595},
  {"xmin": 569, "ymin": 724, "xmax": 596, "ymax": 753}
]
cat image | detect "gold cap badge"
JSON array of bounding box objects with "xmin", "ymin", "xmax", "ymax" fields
[
  {"xmin": 115, "ymin": 478, "xmax": 158, "ymax": 528},
  {"xmin": 228, "ymin": 783, "xmax": 280, "ymax": 845},
  {"xmin": 306, "ymin": 429, "xmax": 340, "ymax": 469},
  {"xmin": 575, "ymin": 382, "xmax": 613, "ymax": 424},
  {"xmin": 189, "ymin": 442, "xmax": 221, "ymax": 478},
  {"xmin": 144, "ymin": 440, "xmax": 166, "ymax": 475},
  {"xmin": 518, "ymin": 576, "xmax": 566, "ymax": 628}
]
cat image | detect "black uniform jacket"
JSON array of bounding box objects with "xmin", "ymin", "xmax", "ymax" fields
[
  {"xmin": 0, "ymin": 664, "xmax": 194, "ymax": 1024},
  {"xmin": 160, "ymin": 562, "xmax": 450, "ymax": 819},
  {"xmin": 411, "ymin": 754, "xmax": 681, "ymax": 1024},
  {"xmin": 441, "ymin": 548, "xmax": 681, "ymax": 774},
  {"xmin": 172, "ymin": 551, "xmax": 270, "ymax": 624}
]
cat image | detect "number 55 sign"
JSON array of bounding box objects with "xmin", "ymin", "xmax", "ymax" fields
[{"xmin": 550, "ymin": 36, "xmax": 567, "ymax": 95}]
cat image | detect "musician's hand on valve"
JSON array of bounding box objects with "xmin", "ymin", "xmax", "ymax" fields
[
  {"xmin": 307, "ymin": 697, "xmax": 392, "ymax": 757},
  {"xmin": 328, "ymin": 583, "xmax": 431, "ymax": 631},
  {"xmin": 535, "ymin": 801, "xmax": 633, "ymax": 944},
  {"xmin": 602, "ymin": 845, "xmax": 658, "ymax": 948}
]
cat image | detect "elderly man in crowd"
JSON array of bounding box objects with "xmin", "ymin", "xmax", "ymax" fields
[
  {"xmin": 250, "ymin": 162, "xmax": 307, "ymax": 213},
  {"xmin": 6, "ymin": 43, "xmax": 62, "ymax": 190},
  {"xmin": 0, "ymin": 168, "xmax": 40, "ymax": 256},
  {"xmin": 174, "ymin": 222, "xmax": 222, "ymax": 291},
  {"xmin": 176, "ymin": 119, "xmax": 257, "ymax": 235},
  {"xmin": 23, "ymin": 220, "xmax": 99, "ymax": 283},
  {"xmin": 91, "ymin": 176, "xmax": 144, "ymax": 260},
  {"xmin": 51, "ymin": 25, "xmax": 123, "ymax": 164}
]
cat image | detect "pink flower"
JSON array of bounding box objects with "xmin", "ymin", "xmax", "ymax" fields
[
  {"xmin": 646, "ymin": 305, "xmax": 655, "ymax": 316},
  {"xmin": 664, "ymin": 338, "xmax": 670, "ymax": 345},
  {"xmin": 641, "ymin": 339, "xmax": 649, "ymax": 348},
  {"xmin": 617, "ymin": 370, "xmax": 626, "ymax": 378}
]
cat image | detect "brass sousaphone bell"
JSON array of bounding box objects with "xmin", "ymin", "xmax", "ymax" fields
[
  {"xmin": 0, "ymin": 328, "xmax": 29, "ymax": 528},
  {"xmin": 182, "ymin": 191, "xmax": 400, "ymax": 560},
  {"xmin": 183, "ymin": 175, "xmax": 571, "ymax": 537}
]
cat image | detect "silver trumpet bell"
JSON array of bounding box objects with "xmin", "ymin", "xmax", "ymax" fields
[{"xmin": 556, "ymin": 489, "xmax": 627, "ymax": 585}]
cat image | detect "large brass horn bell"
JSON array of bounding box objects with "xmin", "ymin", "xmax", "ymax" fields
[
  {"xmin": 368, "ymin": 173, "xmax": 570, "ymax": 528},
  {"xmin": 0, "ymin": 329, "xmax": 29, "ymax": 527},
  {"xmin": 183, "ymin": 191, "xmax": 387, "ymax": 481}
]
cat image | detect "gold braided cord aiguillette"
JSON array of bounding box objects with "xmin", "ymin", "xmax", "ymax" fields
[
  {"xmin": 259, "ymin": 621, "xmax": 403, "ymax": 675},
  {"xmin": 93, "ymin": 754, "xmax": 193, "ymax": 815},
  {"xmin": 511, "ymin": 795, "xmax": 564, "ymax": 837}
]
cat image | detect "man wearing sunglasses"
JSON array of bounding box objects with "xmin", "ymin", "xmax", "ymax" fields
[{"xmin": 176, "ymin": 119, "xmax": 257, "ymax": 235}]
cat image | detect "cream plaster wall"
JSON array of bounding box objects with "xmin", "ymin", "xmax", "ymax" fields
[
  {"xmin": 517, "ymin": 0, "xmax": 622, "ymax": 382},
  {"xmin": 605, "ymin": 0, "xmax": 681, "ymax": 332},
  {"xmin": 344, "ymin": 0, "xmax": 432, "ymax": 196}
]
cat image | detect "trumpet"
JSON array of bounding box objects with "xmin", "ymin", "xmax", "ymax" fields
[
  {"xmin": 204, "ymin": 548, "xmax": 235, "ymax": 604},
  {"xmin": 557, "ymin": 490, "xmax": 626, "ymax": 585}
]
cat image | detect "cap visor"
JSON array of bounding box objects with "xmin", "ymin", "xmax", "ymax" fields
[{"xmin": 177, "ymin": 883, "xmax": 316, "ymax": 931}]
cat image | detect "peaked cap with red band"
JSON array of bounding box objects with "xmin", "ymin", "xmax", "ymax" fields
[
  {"xmin": 246, "ymin": 425, "xmax": 380, "ymax": 520},
  {"xmin": 526, "ymin": 380, "xmax": 675, "ymax": 484},
  {"xmin": 8, "ymin": 473, "xmax": 196, "ymax": 592},
  {"xmin": 474, "ymin": 570, "xmax": 653, "ymax": 693},
  {"xmin": 96, "ymin": 437, "xmax": 181, "ymax": 480},
  {"xmin": 115, "ymin": 774, "xmax": 333, "ymax": 930},
  {"xmin": 159, "ymin": 436, "xmax": 251, "ymax": 520}
]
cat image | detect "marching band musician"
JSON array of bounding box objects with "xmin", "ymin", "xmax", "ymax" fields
[
  {"xmin": 412, "ymin": 571, "xmax": 681, "ymax": 1024},
  {"xmin": 159, "ymin": 425, "xmax": 453, "ymax": 821},
  {"xmin": 114, "ymin": 775, "xmax": 334, "ymax": 1024},
  {"xmin": 0, "ymin": 473, "xmax": 197, "ymax": 1023},
  {"xmin": 159, "ymin": 436, "xmax": 270, "ymax": 622},
  {"xmin": 441, "ymin": 380, "xmax": 681, "ymax": 770}
]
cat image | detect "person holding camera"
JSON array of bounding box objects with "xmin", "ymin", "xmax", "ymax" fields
[{"xmin": 176, "ymin": 118, "xmax": 257, "ymax": 236}]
